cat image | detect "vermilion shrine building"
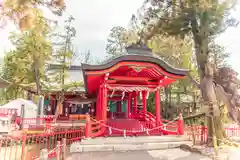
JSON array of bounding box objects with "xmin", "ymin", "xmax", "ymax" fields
[{"xmin": 45, "ymin": 44, "xmax": 189, "ymax": 137}]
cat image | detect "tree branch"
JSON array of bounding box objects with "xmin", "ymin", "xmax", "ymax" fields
[{"xmin": 187, "ymin": 73, "xmax": 200, "ymax": 89}]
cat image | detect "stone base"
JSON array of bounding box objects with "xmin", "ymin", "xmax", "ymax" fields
[{"xmin": 70, "ymin": 136, "xmax": 192, "ymax": 153}]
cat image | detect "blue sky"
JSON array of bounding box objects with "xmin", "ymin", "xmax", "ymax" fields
[{"xmin": 0, "ymin": 0, "xmax": 240, "ymax": 73}]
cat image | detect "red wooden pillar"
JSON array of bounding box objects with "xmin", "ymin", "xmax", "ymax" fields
[
  {"xmin": 96, "ymin": 86, "xmax": 101, "ymax": 120},
  {"xmin": 127, "ymin": 93, "xmax": 132, "ymax": 118},
  {"xmin": 102, "ymin": 84, "xmax": 108, "ymax": 122},
  {"xmin": 177, "ymin": 113, "xmax": 184, "ymax": 135},
  {"xmin": 85, "ymin": 114, "xmax": 91, "ymax": 138},
  {"xmin": 133, "ymin": 95, "xmax": 138, "ymax": 114},
  {"xmin": 142, "ymin": 91, "xmax": 147, "ymax": 117},
  {"xmin": 155, "ymin": 88, "xmax": 161, "ymax": 125},
  {"xmin": 133, "ymin": 91, "xmax": 138, "ymax": 114}
]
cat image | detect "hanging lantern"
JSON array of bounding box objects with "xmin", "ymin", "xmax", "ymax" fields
[{"xmin": 140, "ymin": 91, "xmax": 142, "ymax": 100}]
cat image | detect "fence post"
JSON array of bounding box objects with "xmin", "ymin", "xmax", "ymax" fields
[
  {"xmin": 62, "ymin": 138, "xmax": 67, "ymax": 160},
  {"xmin": 85, "ymin": 115, "xmax": 91, "ymax": 138},
  {"xmin": 56, "ymin": 141, "xmax": 61, "ymax": 160},
  {"xmin": 200, "ymin": 122, "xmax": 205, "ymax": 144},
  {"xmin": 177, "ymin": 113, "xmax": 184, "ymax": 135},
  {"xmin": 21, "ymin": 135, "xmax": 27, "ymax": 160},
  {"xmin": 190, "ymin": 120, "xmax": 196, "ymax": 145}
]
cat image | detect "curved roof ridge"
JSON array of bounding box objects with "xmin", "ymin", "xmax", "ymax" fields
[{"xmin": 82, "ymin": 54, "xmax": 189, "ymax": 76}]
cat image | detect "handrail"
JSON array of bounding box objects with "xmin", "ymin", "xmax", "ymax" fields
[
  {"xmin": 183, "ymin": 112, "xmax": 205, "ymax": 120},
  {"xmin": 131, "ymin": 111, "xmax": 156, "ymax": 123},
  {"xmin": 89, "ymin": 117, "xmax": 104, "ymax": 137}
]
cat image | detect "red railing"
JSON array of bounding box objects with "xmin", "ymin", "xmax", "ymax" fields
[
  {"xmin": 130, "ymin": 111, "xmax": 183, "ymax": 135},
  {"xmin": 0, "ymin": 128, "xmax": 85, "ymax": 160},
  {"xmin": 0, "ymin": 108, "xmax": 18, "ymax": 117},
  {"xmin": 89, "ymin": 118, "xmax": 104, "ymax": 138},
  {"xmin": 185, "ymin": 125, "xmax": 240, "ymax": 144},
  {"xmin": 15, "ymin": 116, "xmax": 54, "ymax": 130},
  {"xmin": 130, "ymin": 111, "xmax": 156, "ymax": 122},
  {"xmin": 185, "ymin": 125, "xmax": 208, "ymax": 143}
]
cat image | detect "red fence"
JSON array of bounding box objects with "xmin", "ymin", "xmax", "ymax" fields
[
  {"xmin": 0, "ymin": 128, "xmax": 85, "ymax": 160},
  {"xmin": 14, "ymin": 116, "xmax": 54, "ymax": 130},
  {"xmin": 1, "ymin": 120, "xmax": 240, "ymax": 159},
  {"xmin": 185, "ymin": 125, "xmax": 240, "ymax": 144},
  {"xmin": 0, "ymin": 109, "xmax": 17, "ymax": 117}
]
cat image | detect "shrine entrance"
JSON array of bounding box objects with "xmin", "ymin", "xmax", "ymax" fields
[
  {"xmin": 81, "ymin": 44, "xmax": 189, "ymax": 137},
  {"xmin": 108, "ymin": 100, "xmax": 128, "ymax": 119}
]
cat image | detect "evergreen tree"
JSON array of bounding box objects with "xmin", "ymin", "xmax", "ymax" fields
[
  {"xmin": 50, "ymin": 15, "xmax": 76, "ymax": 89},
  {"xmin": 2, "ymin": 15, "xmax": 52, "ymax": 98},
  {"xmin": 136, "ymin": 0, "xmax": 238, "ymax": 146},
  {"xmin": 106, "ymin": 26, "xmax": 128, "ymax": 55}
]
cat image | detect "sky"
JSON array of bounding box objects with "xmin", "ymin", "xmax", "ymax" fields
[{"xmin": 0, "ymin": 0, "xmax": 240, "ymax": 73}]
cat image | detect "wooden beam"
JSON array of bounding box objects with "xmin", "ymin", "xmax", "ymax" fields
[
  {"xmin": 108, "ymin": 84, "xmax": 158, "ymax": 88},
  {"xmin": 109, "ymin": 76, "xmax": 152, "ymax": 81},
  {"xmin": 109, "ymin": 97, "xmax": 128, "ymax": 101},
  {"xmin": 106, "ymin": 80, "xmax": 117, "ymax": 83},
  {"xmin": 107, "ymin": 80, "xmax": 160, "ymax": 86},
  {"xmin": 145, "ymin": 81, "xmax": 161, "ymax": 85}
]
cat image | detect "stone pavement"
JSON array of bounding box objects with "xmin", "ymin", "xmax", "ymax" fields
[
  {"xmin": 70, "ymin": 136, "xmax": 192, "ymax": 152},
  {"xmin": 180, "ymin": 144, "xmax": 240, "ymax": 160},
  {"xmin": 67, "ymin": 149, "xmax": 210, "ymax": 160}
]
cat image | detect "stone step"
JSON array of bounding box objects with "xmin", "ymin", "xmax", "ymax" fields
[
  {"xmin": 80, "ymin": 135, "xmax": 189, "ymax": 145},
  {"xmin": 70, "ymin": 141, "xmax": 192, "ymax": 152}
]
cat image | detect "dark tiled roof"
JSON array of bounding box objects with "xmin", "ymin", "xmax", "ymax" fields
[
  {"xmin": 48, "ymin": 64, "xmax": 82, "ymax": 70},
  {"xmin": 81, "ymin": 44, "xmax": 190, "ymax": 93},
  {"xmin": 82, "ymin": 53, "xmax": 189, "ymax": 76}
]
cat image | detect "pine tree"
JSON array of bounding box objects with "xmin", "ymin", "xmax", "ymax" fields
[
  {"xmin": 50, "ymin": 15, "xmax": 76, "ymax": 89},
  {"xmin": 106, "ymin": 26, "xmax": 128, "ymax": 55}
]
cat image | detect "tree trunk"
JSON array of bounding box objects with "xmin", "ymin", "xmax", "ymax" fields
[
  {"xmin": 195, "ymin": 52, "xmax": 226, "ymax": 146},
  {"xmin": 33, "ymin": 58, "xmax": 41, "ymax": 95},
  {"xmin": 191, "ymin": 14, "xmax": 226, "ymax": 146},
  {"xmin": 54, "ymin": 93, "xmax": 64, "ymax": 122}
]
